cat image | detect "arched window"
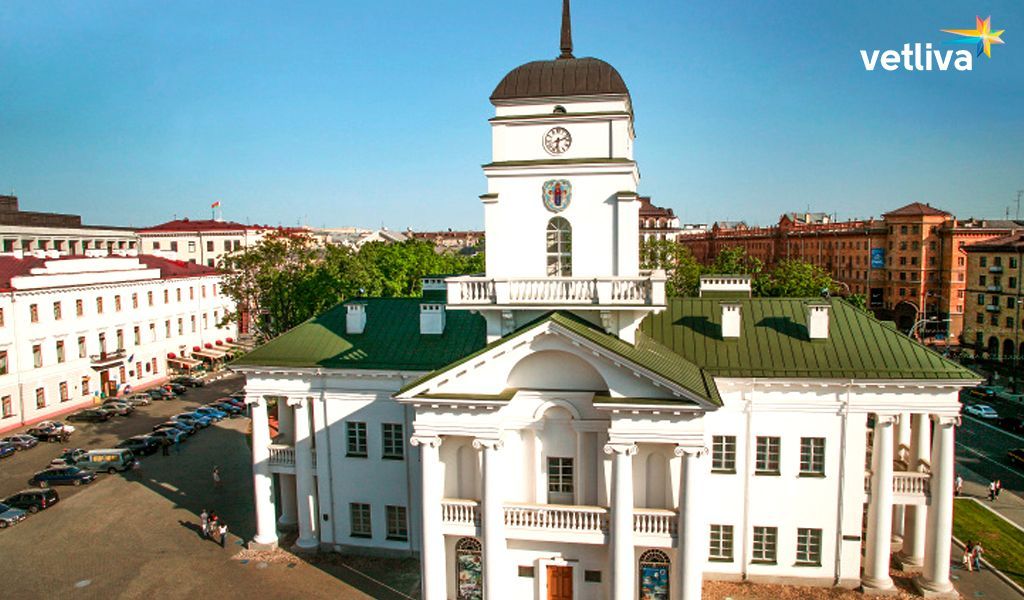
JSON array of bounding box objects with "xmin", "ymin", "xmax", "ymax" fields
[
  {"xmin": 546, "ymin": 217, "xmax": 572, "ymax": 276},
  {"xmin": 553, "ymin": 105, "xmax": 567, "ymax": 114},
  {"xmin": 638, "ymin": 549, "xmax": 670, "ymax": 600},
  {"xmin": 1003, "ymin": 339, "xmax": 1015, "ymax": 361},
  {"xmin": 987, "ymin": 336, "xmax": 1000, "ymax": 358},
  {"xmin": 455, "ymin": 537, "xmax": 483, "ymax": 600}
]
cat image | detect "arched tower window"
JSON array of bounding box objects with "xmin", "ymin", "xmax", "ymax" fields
[
  {"xmin": 455, "ymin": 537, "xmax": 483, "ymax": 599},
  {"xmin": 638, "ymin": 549, "xmax": 670, "ymax": 599},
  {"xmin": 546, "ymin": 217, "xmax": 572, "ymax": 276}
]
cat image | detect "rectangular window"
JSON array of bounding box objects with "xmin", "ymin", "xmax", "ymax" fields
[
  {"xmin": 206, "ymin": 241, "xmax": 214, "ymax": 252},
  {"xmin": 177, "ymin": 318, "xmax": 183, "ymax": 336},
  {"xmin": 29, "ymin": 303, "xmax": 38, "ymax": 323},
  {"xmin": 33, "ymin": 344, "xmax": 42, "ymax": 368},
  {"xmin": 169, "ymin": 241, "xmax": 178, "ymax": 252},
  {"xmin": 709, "ymin": 524, "xmax": 734, "ymax": 562},
  {"xmin": 712, "ymin": 435, "xmax": 737, "ymax": 473},
  {"xmin": 133, "ymin": 326, "xmax": 141, "ymax": 345},
  {"xmin": 795, "ymin": 528, "xmax": 823, "ymax": 566},
  {"xmin": 188, "ymin": 241, "xmax": 196, "ymax": 252},
  {"xmin": 165, "ymin": 320, "xmax": 171, "ymax": 337},
  {"xmin": 189, "ymin": 287, "xmax": 194, "ymax": 300},
  {"xmin": 56, "ymin": 340, "xmax": 65, "ymax": 363},
  {"xmin": 995, "ymin": 256, "xmax": 1003, "ymax": 266},
  {"xmin": 799, "ymin": 437, "xmax": 825, "ymax": 476},
  {"xmin": 82, "ymin": 376, "xmax": 90, "ymax": 396},
  {"xmin": 176, "ymin": 288, "xmax": 182, "ymax": 302},
  {"xmin": 382, "ymin": 423, "xmax": 404, "ymax": 460},
  {"xmin": 96, "ymin": 297, "xmax": 103, "ymax": 314},
  {"xmin": 1, "ymin": 395, "xmax": 10, "ymax": 418},
  {"xmin": 547, "ymin": 457, "xmax": 574, "ymax": 495},
  {"xmin": 116, "ymin": 329, "xmax": 124, "ymax": 350},
  {"xmin": 76, "ymin": 299, "xmax": 83, "ymax": 316},
  {"xmin": 350, "ymin": 503, "xmax": 371, "ymax": 538},
  {"xmin": 203, "ymin": 313, "xmax": 208, "ymax": 329},
  {"xmin": 53, "ymin": 302, "xmax": 62, "ymax": 320},
  {"xmin": 152, "ymin": 241, "xmax": 160, "ymax": 250},
  {"xmin": 1007, "ymin": 317, "xmax": 1015, "ymax": 329},
  {"xmin": 0, "ymin": 351, "xmax": 6, "ymax": 375},
  {"xmin": 78, "ymin": 336, "xmax": 87, "ymax": 358},
  {"xmin": 981, "ymin": 256, "xmax": 988, "ymax": 267},
  {"xmin": 132, "ymin": 293, "xmax": 139, "ymax": 309},
  {"xmin": 147, "ymin": 291, "xmax": 154, "ymax": 306},
  {"xmin": 35, "ymin": 387, "xmax": 45, "ymax": 409},
  {"xmin": 751, "ymin": 526, "xmax": 778, "ymax": 564},
  {"xmin": 386, "ymin": 505, "xmax": 408, "ymax": 541},
  {"xmin": 115, "ymin": 295, "xmax": 122, "ymax": 311},
  {"xmin": 191, "ymin": 315, "xmax": 196, "ymax": 332},
  {"xmin": 59, "ymin": 381, "xmax": 69, "ymax": 402},
  {"xmin": 755, "ymin": 436, "xmax": 781, "ymax": 475},
  {"xmin": 346, "ymin": 422, "xmax": 367, "ymax": 457},
  {"xmin": 164, "ymin": 289, "xmax": 169, "ymax": 303},
  {"xmin": 0, "ymin": 307, "xmax": 4, "ymax": 326}
]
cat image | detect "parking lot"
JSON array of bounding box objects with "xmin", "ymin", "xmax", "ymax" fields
[{"xmin": 0, "ymin": 374, "xmax": 372, "ymax": 600}]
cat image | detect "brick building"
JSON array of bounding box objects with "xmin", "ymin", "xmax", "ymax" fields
[
  {"xmin": 677, "ymin": 202, "xmax": 1023, "ymax": 340},
  {"xmin": 963, "ymin": 233, "xmax": 1024, "ymax": 364},
  {"xmin": 638, "ymin": 196, "xmax": 682, "ymax": 241}
]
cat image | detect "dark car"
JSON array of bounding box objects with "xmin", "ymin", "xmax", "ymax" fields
[
  {"xmin": 148, "ymin": 428, "xmax": 186, "ymax": 444},
  {"xmin": 0, "ymin": 443, "xmax": 16, "ymax": 459},
  {"xmin": 968, "ymin": 386, "xmax": 998, "ymax": 399},
  {"xmin": 1009, "ymin": 448, "xmax": 1024, "ymax": 468},
  {"xmin": 25, "ymin": 426, "xmax": 68, "ymax": 443},
  {"xmin": 997, "ymin": 417, "xmax": 1024, "ymax": 435},
  {"xmin": 172, "ymin": 376, "xmax": 205, "ymax": 388},
  {"xmin": 2, "ymin": 488, "xmax": 59, "ymax": 514},
  {"xmin": 67, "ymin": 409, "xmax": 112, "ymax": 423},
  {"xmin": 154, "ymin": 421, "xmax": 196, "ymax": 436},
  {"xmin": 209, "ymin": 401, "xmax": 243, "ymax": 417},
  {"xmin": 29, "ymin": 466, "xmax": 96, "ymax": 487},
  {"xmin": 173, "ymin": 413, "xmax": 211, "ymax": 428},
  {"xmin": 51, "ymin": 448, "xmax": 89, "ymax": 466},
  {"xmin": 167, "ymin": 383, "xmax": 188, "ymax": 395},
  {"xmin": 0, "ymin": 434, "xmax": 39, "ymax": 450},
  {"xmin": 117, "ymin": 436, "xmax": 160, "ymax": 456}
]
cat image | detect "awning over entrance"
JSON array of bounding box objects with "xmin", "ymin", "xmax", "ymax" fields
[
  {"xmin": 168, "ymin": 357, "xmax": 203, "ymax": 368},
  {"xmin": 192, "ymin": 349, "xmax": 226, "ymax": 361}
]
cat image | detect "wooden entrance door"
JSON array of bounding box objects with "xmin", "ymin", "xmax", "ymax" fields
[{"xmin": 546, "ymin": 565, "xmax": 572, "ymax": 600}]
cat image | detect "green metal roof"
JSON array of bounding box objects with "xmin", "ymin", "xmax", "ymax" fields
[
  {"xmin": 232, "ymin": 298, "xmax": 486, "ymax": 371},
  {"xmin": 640, "ymin": 297, "xmax": 978, "ymax": 380}
]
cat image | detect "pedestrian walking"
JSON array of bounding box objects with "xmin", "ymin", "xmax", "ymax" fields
[
  {"xmin": 161, "ymin": 438, "xmax": 171, "ymax": 456},
  {"xmin": 995, "ymin": 479, "xmax": 1002, "ymax": 499},
  {"xmin": 954, "ymin": 474, "xmax": 964, "ymax": 497},
  {"xmin": 200, "ymin": 509, "xmax": 210, "ymax": 538},
  {"xmin": 212, "ymin": 466, "xmax": 221, "ymax": 488},
  {"xmin": 972, "ymin": 542, "xmax": 985, "ymax": 572},
  {"xmin": 218, "ymin": 522, "xmax": 228, "ymax": 548},
  {"xmin": 989, "ymin": 480, "xmax": 997, "ymax": 501},
  {"xmin": 963, "ymin": 541, "xmax": 974, "ymax": 572}
]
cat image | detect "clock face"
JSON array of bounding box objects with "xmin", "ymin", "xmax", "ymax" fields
[{"xmin": 543, "ymin": 127, "xmax": 572, "ymax": 154}]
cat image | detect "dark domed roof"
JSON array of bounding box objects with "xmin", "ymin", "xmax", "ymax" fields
[{"xmin": 490, "ymin": 57, "xmax": 629, "ymax": 101}]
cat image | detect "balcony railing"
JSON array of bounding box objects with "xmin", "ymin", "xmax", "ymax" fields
[
  {"xmin": 989, "ymin": 265, "xmax": 1004, "ymax": 273},
  {"xmin": 864, "ymin": 470, "xmax": 931, "ymax": 505},
  {"xmin": 90, "ymin": 349, "xmax": 127, "ymax": 367},
  {"xmin": 504, "ymin": 502, "xmax": 609, "ymax": 535},
  {"xmin": 446, "ymin": 273, "xmax": 666, "ymax": 308},
  {"xmin": 986, "ymin": 304, "xmax": 1002, "ymax": 312},
  {"xmin": 266, "ymin": 444, "xmax": 316, "ymax": 471},
  {"xmin": 987, "ymin": 285, "xmax": 1003, "ymax": 293}
]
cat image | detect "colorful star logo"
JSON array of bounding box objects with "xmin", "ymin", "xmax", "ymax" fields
[{"xmin": 942, "ymin": 16, "xmax": 1005, "ymax": 58}]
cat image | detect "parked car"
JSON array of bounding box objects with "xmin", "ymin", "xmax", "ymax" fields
[
  {"xmin": 0, "ymin": 435, "xmax": 39, "ymax": 450},
  {"xmin": 154, "ymin": 420, "xmax": 196, "ymax": 436},
  {"xmin": 117, "ymin": 436, "xmax": 160, "ymax": 456},
  {"xmin": 67, "ymin": 409, "xmax": 112, "ymax": 423},
  {"xmin": 968, "ymin": 385, "xmax": 999, "ymax": 399},
  {"xmin": 996, "ymin": 417, "xmax": 1024, "ymax": 435},
  {"xmin": 75, "ymin": 449, "xmax": 135, "ymax": 474},
  {"xmin": 147, "ymin": 388, "xmax": 174, "ymax": 401},
  {"xmin": 123, "ymin": 394, "xmax": 152, "ymax": 407},
  {"xmin": 34, "ymin": 421, "xmax": 76, "ymax": 435},
  {"xmin": 0, "ymin": 503, "xmax": 28, "ymax": 528},
  {"xmin": 173, "ymin": 413, "xmax": 211, "ymax": 428},
  {"xmin": 193, "ymin": 407, "xmax": 226, "ymax": 421},
  {"xmin": 148, "ymin": 428, "xmax": 186, "ymax": 444},
  {"xmin": 172, "ymin": 376, "xmax": 205, "ymax": 388},
  {"xmin": 51, "ymin": 448, "xmax": 89, "ymax": 466},
  {"xmin": 101, "ymin": 401, "xmax": 135, "ymax": 416},
  {"xmin": 209, "ymin": 401, "xmax": 243, "ymax": 416},
  {"xmin": 964, "ymin": 404, "xmax": 1000, "ymax": 420},
  {"xmin": 0, "ymin": 443, "xmax": 16, "ymax": 459},
  {"xmin": 1008, "ymin": 448, "xmax": 1024, "ymax": 468},
  {"xmin": 2, "ymin": 488, "xmax": 59, "ymax": 514},
  {"xmin": 29, "ymin": 466, "xmax": 96, "ymax": 487},
  {"xmin": 167, "ymin": 383, "xmax": 188, "ymax": 395}
]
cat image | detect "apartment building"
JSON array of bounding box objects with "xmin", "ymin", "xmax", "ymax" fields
[
  {"xmin": 0, "ymin": 195, "xmax": 137, "ymax": 255},
  {"xmin": 136, "ymin": 218, "xmax": 276, "ymax": 267},
  {"xmin": 963, "ymin": 233, "xmax": 1024, "ymax": 362}
]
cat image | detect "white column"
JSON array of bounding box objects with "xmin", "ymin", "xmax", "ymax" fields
[
  {"xmin": 474, "ymin": 437, "xmax": 507, "ymax": 600},
  {"xmin": 916, "ymin": 416, "xmax": 957, "ymax": 596},
  {"xmin": 892, "ymin": 412, "xmax": 912, "ymax": 541},
  {"xmin": 675, "ymin": 446, "xmax": 707, "ymax": 600},
  {"xmin": 862, "ymin": 414, "xmax": 896, "ymax": 592},
  {"xmin": 249, "ymin": 395, "xmax": 278, "ymax": 548},
  {"xmin": 605, "ymin": 442, "xmax": 637, "ymax": 600},
  {"xmin": 277, "ymin": 473, "xmax": 298, "ymax": 529},
  {"xmin": 411, "ymin": 435, "xmax": 445, "ymax": 600},
  {"xmin": 276, "ymin": 398, "xmax": 294, "ymax": 444},
  {"xmin": 290, "ymin": 397, "xmax": 318, "ymax": 551},
  {"xmin": 899, "ymin": 413, "xmax": 930, "ymax": 568}
]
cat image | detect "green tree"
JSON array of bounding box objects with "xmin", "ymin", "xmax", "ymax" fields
[
  {"xmin": 639, "ymin": 238, "xmax": 702, "ymax": 297},
  {"xmin": 760, "ymin": 259, "xmax": 834, "ymax": 298}
]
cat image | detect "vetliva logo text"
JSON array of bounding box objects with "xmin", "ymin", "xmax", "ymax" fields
[{"xmin": 860, "ymin": 44, "xmax": 972, "ymax": 71}]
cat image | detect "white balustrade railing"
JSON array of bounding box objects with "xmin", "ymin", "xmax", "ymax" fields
[
  {"xmin": 504, "ymin": 503, "xmax": 609, "ymax": 533},
  {"xmin": 508, "ymin": 278, "xmax": 597, "ymax": 304},
  {"xmin": 268, "ymin": 444, "xmax": 295, "ymax": 467},
  {"xmin": 446, "ymin": 274, "xmax": 664, "ymax": 307},
  {"xmin": 611, "ymin": 278, "xmax": 651, "ymax": 303},
  {"xmin": 633, "ymin": 508, "xmax": 677, "ymax": 536},
  {"xmin": 441, "ymin": 499, "xmax": 479, "ymax": 527},
  {"xmin": 893, "ymin": 471, "xmax": 931, "ymax": 497}
]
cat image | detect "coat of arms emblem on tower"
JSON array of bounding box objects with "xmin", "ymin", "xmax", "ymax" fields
[{"xmin": 542, "ymin": 179, "xmax": 572, "ymax": 212}]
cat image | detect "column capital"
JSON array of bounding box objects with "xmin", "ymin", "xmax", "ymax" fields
[
  {"xmin": 931, "ymin": 414, "xmax": 960, "ymax": 427},
  {"xmin": 604, "ymin": 442, "xmax": 638, "ymax": 456},
  {"xmin": 473, "ymin": 437, "xmax": 503, "ymax": 451},
  {"xmin": 674, "ymin": 445, "xmax": 709, "ymax": 458},
  {"xmin": 874, "ymin": 413, "xmax": 899, "ymax": 425},
  {"xmin": 244, "ymin": 394, "xmax": 264, "ymax": 407},
  {"xmin": 286, "ymin": 396, "xmax": 311, "ymax": 408},
  {"xmin": 410, "ymin": 434, "xmax": 443, "ymax": 449}
]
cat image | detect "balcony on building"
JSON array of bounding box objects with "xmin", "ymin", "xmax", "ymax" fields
[
  {"xmin": 445, "ymin": 271, "xmax": 667, "ymax": 309},
  {"xmin": 986, "ymin": 304, "xmax": 1001, "ymax": 312},
  {"xmin": 987, "ymin": 284, "xmax": 1003, "ymax": 292},
  {"xmin": 89, "ymin": 349, "xmax": 127, "ymax": 368},
  {"xmin": 267, "ymin": 443, "xmax": 315, "ymax": 474},
  {"xmin": 989, "ymin": 265, "xmax": 1004, "ymax": 273}
]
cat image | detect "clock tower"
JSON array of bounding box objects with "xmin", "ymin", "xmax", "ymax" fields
[{"xmin": 446, "ymin": 0, "xmax": 665, "ymax": 342}]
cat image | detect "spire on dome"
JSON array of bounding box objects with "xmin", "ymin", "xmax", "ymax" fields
[{"xmin": 559, "ymin": 0, "xmax": 574, "ymax": 59}]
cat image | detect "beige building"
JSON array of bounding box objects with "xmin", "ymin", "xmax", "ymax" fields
[
  {"xmin": 136, "ymin": 218, "xmax": 274, "ymax": 267},
  {"xmin": 963, "ymin": 233, "xmax": 1024, "ymax": 362},
  {"xmin": 0, "ymin": 195, "xmax": 137, "ymax": 254}
]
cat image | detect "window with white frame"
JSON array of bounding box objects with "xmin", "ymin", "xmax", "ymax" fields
[
  {"xmin": 346, "ymin": 421, "xmax": 367, "ymax": 457},
  {"xmin": 751, "ymin": 526, "xmax": 778, "ymax": 564},
  {"xmin": 755, "ymin": 436, "xmax": 781, "ymax": 475},
  {"xmin": 709, "ymin": 524, "xmax": 734, "ymax": 562},
  {"xmin": 799, "ymin": 437, "xmax": 826, "ymax": 476},
  {"xmin": 712, "ymin": 435, "xmax": 736, "ymax": 473},
  {"xmin": 381, "ymin": 423, "xmax": 404, "ymax": 460},
  {"xmin": 796, "ymin": 528, "xmax": 823, "ymax": 566},
  {"xmin": 386, "ymin": 505, "xmax": 408, "ymax": 541},
  {"xmin": 545, "ymin": 217, "xmax": 572, "ymax": 276},
  {"xmin": 547, "ymin": 456, "xmax": 574, "ymax": 499},
  {"xmin": 349, "ymin": 503, "xmax": 371, "ymax": 538}
]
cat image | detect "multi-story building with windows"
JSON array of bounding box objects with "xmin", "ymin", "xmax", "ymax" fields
[
  {"xmin": 678, "ymin": 205, "xmax": 1022, "ymax": 339},
  {"xmin": 235, "ymin": 6, "xmax": 976, "ymax": 600},
  {"xmin": 0, "ymin": 252, "xmax": 236, "ymax": 432},
  {"xmin": 963, "ymin": 233, "xmax": 1024, "ymax": 363},
  {"xmin": 0, "ymin": 195, "xmax": 138, "ymax": 255},
  {"xmin": 638, "ymin": 197, "xmax": 681, "ymax": 242},
  {"xmin": 136, "ymin": 218, "xmax": 275, "ymax": 267}
]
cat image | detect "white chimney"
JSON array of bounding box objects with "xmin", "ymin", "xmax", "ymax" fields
[
  {"xmin": 419, "ymin": 303, "xmax": 446, "ymax": 335},
  {"xmin": 721, "ymin": 302, "xmax": 741, "ymax": 339},
  {"xmin": 807, "ymin": 303, "xmax": 830, "ymax": 340},
  {"xmin": 345, "ymin": 303, "xmax": 366, "ymax": 334}
]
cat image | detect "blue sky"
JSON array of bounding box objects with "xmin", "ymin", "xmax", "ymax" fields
[{"xmin": 0, "ymin": 1, "xmax": 1021, "ymax": 230}]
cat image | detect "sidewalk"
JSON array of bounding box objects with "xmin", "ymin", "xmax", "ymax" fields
[{"xmin": 957, "ymin": 462, "xmax": 1024, "ymax": 528}]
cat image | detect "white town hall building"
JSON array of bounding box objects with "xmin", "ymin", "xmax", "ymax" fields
[{"xmin": 234, "ymin": 4, "xmax": 978, "ymax": 599}]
